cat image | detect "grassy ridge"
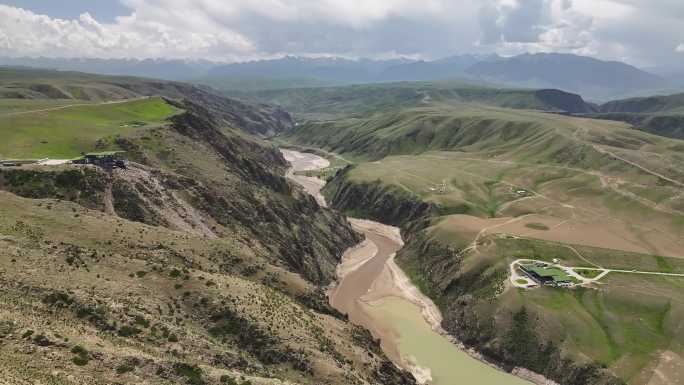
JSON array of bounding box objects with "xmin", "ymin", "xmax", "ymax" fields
[
  {"xmin": 0, "ymin": 97, "xmax": 180, "ymax": 159},
  {"xmin": 196, "ymin": 75, "xmax": 344, "ymax": 92},
  {"xmin": 240, "ymin": 82, "xmax": 593, "ymax": 120},
  {"xmin": 0, "ymin": 67, "xmax": 163, "ymax": 101},
  {"xmin": 589, "ymin": 92, "xmax": 684, "ymax": 140},
  {"xmin": 600, "ymin": 92, "xmax": 684, "ymax": 114}
]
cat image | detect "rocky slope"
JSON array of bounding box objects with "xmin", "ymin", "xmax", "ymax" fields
[{"xmin": 0, "ymin": 89, "xmax": 415, "ymax": 384}]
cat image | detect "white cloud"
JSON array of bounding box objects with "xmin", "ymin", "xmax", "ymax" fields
[
  {"xmin": 0, "ymin": 4, "xmax": 254, "ymax": 60},
  {"xmin": 480, "ymin": 0, "xmax": 684, "ymax": 66},
  {"xmin": 677, "ymin": 44, "xmax": 684, "ymax": 52},
  {"xmin": 479, "ymin": 0, "xmax": 597, "ymax": 55},
  {"xmin": 121, "ymin": 0, "xmax": 453, "ymax": 29},
  {"xmin": 0, "ymin": 1, "xmax": 682, "ymax": 66}
]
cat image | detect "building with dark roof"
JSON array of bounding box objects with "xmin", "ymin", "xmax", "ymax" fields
[{"xmin": 72, "ymin": 151, "xmax": 126, "ymax": 170}]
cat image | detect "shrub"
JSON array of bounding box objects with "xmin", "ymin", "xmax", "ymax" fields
[
  {"xmin": 70, "ymin": 344, "xmax": 90, "ymax": 366},
  {"xmin": 116, "ymin": 363, "xmax": 135, "ymax": 374},
  {"xmin": 33, "ymin": 334, "xmax": 53, "ymax": 346},
  {"xmin": 173, "ymin": 363, "xmax": 205, "ymax": 385},
  {"xmin": 118, "ymin": 326, "xmax": 142, "ymax": 337},
  {"xmin": 0, "ymin": 320, "xmax": 16, "ymax": 338},
  {"xmin": 134, "ymin": 315, "xmax": 150, "ymax": 328},
  {"xmin": 43, "ymin": 292, "xmax": 73, "ymax": 307},
  {"xmin": 72, "ymin": 356, "xmax": 89, "ymax": 366},
  {"xmin": 71, "ymin": 345, "xmax": 87, "ymax": 355},
  {"xmin": 525, "ymin": 223, "xmax": 550, "ymax": 231},
  {"xmin": 219, "ymin": 375, "xmax": 239, "ymax": 384}
]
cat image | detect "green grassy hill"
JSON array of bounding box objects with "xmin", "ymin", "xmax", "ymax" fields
[
  {"xmin": 236, "ymin": 82, "xmax": 595, "ymax": 120},
  {"xmin": 0, "ymin": 97, "xmax": 180, "ymax": 159},
  {"xmin": 600, "ymin": 93, "xmax": 684, "ymax": 114},
  {"xmin": 285, "ymin": 103, "xmax": 684, "ymax": 184},
  {"xmin": 0, "ymin": 67, "xmax": 171, "ymax": 101},
  {"xmin": 0, "ymin": 67, "xmax": 294, "ymax": 137},
  {"xmin": 195, "ymin": 75, "xmax": 344, "ymax": 92},
  {"xmin": 589, "ymin": 92, "xmax": 684, "ymax": 140}
]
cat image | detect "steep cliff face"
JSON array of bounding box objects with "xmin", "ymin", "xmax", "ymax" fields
[
  {"xmin": 323, "ymin": 167, "xmax": 435, "ymax": 230},
  {"xmin": 322, "ymin": 169, "xmax": 624, "ymax": 385},
  {"xmin": 533, "ymin": 89, "xmax": 597, "ymax": 113},
  {"xmin": 155, "ymin": 86, "xmax": 294, "ymax": 137}
]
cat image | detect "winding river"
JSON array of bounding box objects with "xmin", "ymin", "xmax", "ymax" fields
[{"xmin": 282, "ymin": 149, "xmax": 532, "ymax": 385}]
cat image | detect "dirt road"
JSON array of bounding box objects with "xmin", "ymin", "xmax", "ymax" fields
[{"xmin": 0, "ymin": 97, "xmax": 150, "ymax": 117}]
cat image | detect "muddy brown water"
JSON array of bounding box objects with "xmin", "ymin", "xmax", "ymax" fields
[{"xmin": 282, "ymin": 149, "xmax": 532, "ymax": 385}]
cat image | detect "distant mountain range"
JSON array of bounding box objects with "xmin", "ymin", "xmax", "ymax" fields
[
  {"xmin": 0, "ymin": 57, "xmax": 215, "ymax": 81},
  {"xmin": 205, "ymin": 56, "xmax": 412, "ymax": 84},
  {"xmin": 0, "ymin": 53, "xmax": 676, "ymax": 100},
  {"xmin": 377, "ymin": 54, "xmax": 502, "ymax": 82},
  {"xmin": 466, "ymin": 53, "xmax": 668, "ymax": 101}
]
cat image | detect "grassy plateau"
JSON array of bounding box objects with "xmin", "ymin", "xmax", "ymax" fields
[{"xmin": 0, "ymin": 97, "xmax": 181, "ymax": 159}]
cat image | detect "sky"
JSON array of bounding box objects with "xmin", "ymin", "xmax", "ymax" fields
[{"xmin": 0, "ymin": 0, "xmax": 683, "ymax": 67}]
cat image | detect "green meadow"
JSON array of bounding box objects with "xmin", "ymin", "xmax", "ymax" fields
[{"xmin": 0, "ymin": 97, "xmax": 180, "ymax": 159}]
